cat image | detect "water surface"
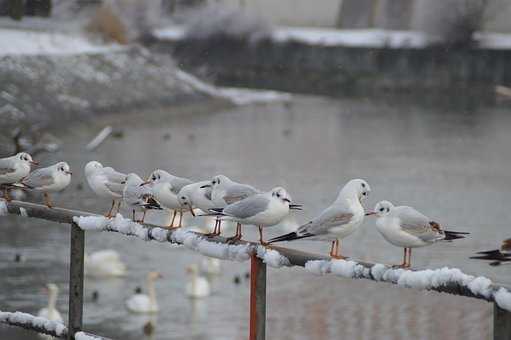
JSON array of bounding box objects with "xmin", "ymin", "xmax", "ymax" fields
[{"xmin": 1, "ymin": 95, "xmax": 509, "ymax": 339}]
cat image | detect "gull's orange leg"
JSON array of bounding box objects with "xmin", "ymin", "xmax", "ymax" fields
[
  {"xmin": 44, "ymin": 192, "xmax": 53, "ymax": 208},
  {"xmin": 178, "ymin": 210, "xmax": 183, "ymax": 228},
  {"xmin": 3, "ymin": 187, "xmax": 11, "ymax": 202},
  {"xmin": 330, "ymin": 239, "xmax": 346, "ymax": 260},
  {"xmin": 113, "ymin": 200, "xmax": 122, "ymax": 215},
  {"xmin": 105, "ymin": 200, "xmax": 115, "ymax": 218},
  {"xmin": 132, "ymin": 209, "xmax": 136, "ymax": 222},
  {"xmin": 167, "ymin": 210, "xmax": 177, "ymax": 229},
  {"xmin": 140, "ymin": 210, "xmax": 147, "ymax": 223},
  {"xmin": 258, "ymin": 226, "xmax": 269, "ymax": 246},
  {"xmin": 226, "ymin": 222, "xmax": 242, "ymax": 243},
  {"xmin": 406, "ymin": 248, "xmax": 412, "ymax": 268}
]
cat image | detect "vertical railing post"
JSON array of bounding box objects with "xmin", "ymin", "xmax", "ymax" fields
[
  {"xmin": 68, "ymin": 222, "xmax": 85, "ymax": 340},
  {"xmin": 494, "ymin": 303, "xmax": 511, "ymax": 340},
  {"xmin": 249, "ymin": 254, "xmax": 266, "ymax": 340}
]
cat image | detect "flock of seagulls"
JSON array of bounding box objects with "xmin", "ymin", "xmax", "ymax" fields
[{"xmin": 0, "ymin": 152, "xmax": 506, "ymax": 268}]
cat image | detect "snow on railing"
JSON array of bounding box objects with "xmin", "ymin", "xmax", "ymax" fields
[
  {"xmin": 4, "ymin": 199, "xmax": 511, "ymax": 312},
  {"xmin": 0, "ymin": 310, "xmax": 110, "ymax": 340}
]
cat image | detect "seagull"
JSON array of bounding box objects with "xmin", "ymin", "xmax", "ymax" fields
[
  {"xmin": 0, "ymin": 152, "xmax": 38, "ymax": 201},
  {"xmin": 123, "ymin": 173, "xmax": 162, "ymax": 223},
  {"xmin": 142, "ymin": 169, "xmax": 193, "ymax": 228},
  {"xmin": 471, "ymin": 238, "xmax": 511, "ymax": 266},
  {"xmin": 204, "ymin": 174, "xmax": 260, "ymax": 238},
  {"xmin": 84, "ymin": 161, "xmax": 127, "ymax": 218},
  {"xmin": 366, "ymin": 200, "xmax": 469, "ymax": 268},
  {"xmin": 21, "ymin": 161, "xmax": 72, "ymax": 208},
  {"xmin": 210, "ymin": 186, "xmax": 301, "ymax": 245},
  {"xmin": 269, "ymin": 179, "xmax": 370, "ymax": 259},
  {"xmin": 177, "ymin": 181, "xmax": 219, "ymax": 235}
]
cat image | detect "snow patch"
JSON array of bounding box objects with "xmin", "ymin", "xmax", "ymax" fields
[
  {"xmin": 0, "ymin": 310, "xmax": 67, "ymax": 336},
  {"xmin": 0, "ymin": 29, "xmax": 123, "ymax": 56},
  {"xmin": 171, "ymin": 229, "xmax": 252, "ymax": 261},
  {"xmin": 495, "ymin": 288, "xmax": 511, "ymax": 311},
  {"xmin": 19, "ymin": 207, "xmax": 28, "ymax": 217},
  {"xmin": 330, "ymin": 260, "xmax": 358, "ymax": 278},
  {"xmin": 73, "ymin": 215, "xmax": 109, "ymax": 231},
  {"xmin": 304, "ymin": 260, "xmax": 331, "ymax": 275},
  {"xmin": 175, "ymin": 70, "xmax": 291, "ymax": 105},
  {"xmin": 75, "ymin": 331, "xmax": 102, "ymax": 340},
  {"xmin": 256, "ymin": 246, "xmax": 290, "ymax": 268},
  {"xmin": 0, "ymin": 199, "xmax": 7, "ymax": 216}
]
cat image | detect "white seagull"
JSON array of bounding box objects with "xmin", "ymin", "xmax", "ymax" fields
[
  {"xmin": 21, "ymin": 162, "xmax": 72, "ymax": 208},
  {"xmin": 84, "ymin": 161, "xmax": 127, "ymax": 218},
  {"xmin": 211, "ymin": 186, "xmax": 301, "ymax": 244},
  {"xmin": 126, "ymin": 271, "xmax": 163, "ymax": 313},
  {"xmin": 0, "ymin": 152, "xmax": 38, "ymax": 200},
  {"xmin": 143, "ymin": 169, "xmax": 193, "ymax": 228},
  {"xmin": 269, "ymin": 179, "xmax": 371, "ymax": 259},
  {"xmin": 366, "ymin": 200, "xmax": 469, "ymax": 268},
  {"xmin": 177, "ymin": 181, "xmax": 218, "ymax": 235},
  {"xmin": 206, "ymin": 174, "xmax": 260, "ymax": 237},
  {"xmin": 123, "ymin": 173, "xmax": 162, "ymax": 223}
]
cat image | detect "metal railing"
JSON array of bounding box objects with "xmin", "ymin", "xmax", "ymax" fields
[{"xmin": 1, "ymin": 199, "xmax": 511, "ymax": 340}]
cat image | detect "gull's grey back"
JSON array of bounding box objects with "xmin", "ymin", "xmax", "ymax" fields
[
  {"xmin": 23, "ymin": 167, "xmax": 54, "ymax": 188},
  {"xmin": 223, "ymin": 184, "xmax": 259, "ymax": 204},
  {"xmin": 394, "ymin": 206, "xmax": 442, "ymax": 242},
  {"xmin": 224, "ymin": 195, "xmax": 269, "ymax": 219}
]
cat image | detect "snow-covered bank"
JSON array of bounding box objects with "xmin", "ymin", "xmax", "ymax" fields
[
  {"xmin": 0, "ymin": 29, "xmax": 123, "ymax": 56},
  {"xmin": 155, "ymin": 25, "xmax": 511, "ymax": 50},
  {"xmin": 176, "ymin": 70, "xmax": 291, "ymax": 105},
  {"xmin": 0, "ymin": 310, "xmax": 67, "ymax": 337}
]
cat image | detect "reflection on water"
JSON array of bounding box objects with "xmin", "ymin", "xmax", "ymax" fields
[{"xmin": 2, "ymin": 94, "xmax": 510, "ymax": 339}]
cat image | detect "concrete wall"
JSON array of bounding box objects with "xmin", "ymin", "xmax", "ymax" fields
[{"xmin": 160, "ymin": 37, "xmax": 511, "ymax": 97}]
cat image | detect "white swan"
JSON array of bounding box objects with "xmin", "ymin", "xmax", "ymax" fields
[
  {"xmin": 186, "ymin": 264, "xmax": 210, "ymax": 299},
  {"xmin": 85, "ymin": 250, "xmax": 126, "ymax": 278},
  {"xmin": 200, "ymin": 257, "xmax": 221, "ymax": 277},
  {"xmin": 126, "ymin": 272, "xmax": 162, "ymax": 313},
  {"xmin": 38, "ymin": 283, "xmax": 63, "ymax": 340}
]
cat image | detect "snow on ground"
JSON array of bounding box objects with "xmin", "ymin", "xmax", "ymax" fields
[
  {"xmin": 0, "ymin": 310, "xmax": 67, "ymax": 337},
  {"xmin": 155, "ymin": 25, "xmax": 511, "ymax": 50},
  {"xmin": 304, "ymin": 259, "xmax": 511, "ymax": 311},
  {"xmin": 75, "ymin": 331, "xmax": 103, "ymax": 340},
  {"xmin": 0, "ymin": 29, "xmax": 123, "ymax": 56},
  {"xmin": 175, "ymin": 70, "xmax": 291, "ymax": 105}
]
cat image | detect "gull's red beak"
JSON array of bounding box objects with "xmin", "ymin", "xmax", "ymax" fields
[
  {"xmin": 65, "ymin": 171, "xmax": 73, "ymax": 175},
  {"xmin": 140, "ymin": 181, "xmax": 151, "ymax": 187},
  {"xmin": 365, "ymin": 211, "xmax": 376, "ymax": 216},
  {"xmin": 189, "ymin": 207, "xmax": 196, "ymax": 217},
  {"xmin": 30, "ymin": 160, "xmax": 39, "ymax": 165}
]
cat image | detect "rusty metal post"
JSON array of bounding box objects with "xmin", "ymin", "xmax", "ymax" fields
[
  {"xmin": 249, "ymin": 254, "xmax": 266, "ymax": 340},
  {"xmin": 68, "ymin": 222, "xmax": 84, "ymax": 340},
  {"xmin": 494, "ymin": 303, "xmax": 511, "ymax": 340}
]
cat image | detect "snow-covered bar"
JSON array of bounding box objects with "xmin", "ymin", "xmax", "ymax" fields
[
  {"xmin": 0, "ymin": 310, "xmax": 110, "ymax": 340},
  {"xmin": 3, "ymin": 200, "xmax": 511, "ymax": 316}
]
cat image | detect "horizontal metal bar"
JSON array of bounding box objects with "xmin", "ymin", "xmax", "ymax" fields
[{"xmin": 2, "ymin": 200, "xmax": 509, "ymax": 305}]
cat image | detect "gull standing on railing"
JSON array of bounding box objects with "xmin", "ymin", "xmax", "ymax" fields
[
  {"xmin": 21, "ymin": 162, "xmax": 72, "ymax": 208},
  {"xmin": 0, "ymin": 152, "xmax": 38, "ymax": 200},
  {"xmin": 209, "ymin": 186, "xmax": 302, "ymax": 244},
  {"xmin": 177, "ymin": 180, "xmax": 219, "ymax": 234},
  {"xmin": 205, "ymin": 174, "xmax": 260, "ymax": 238},
  {"xmin": 142, "ymin": 169, "xmax": 193, "ymax": 229},
  {"xmin": 84, "ymin": 161, "xmax": 127, "ymax": 218},
  {"xmin": 365, "ymin": 200, "xmax": 469, "ymax": 268},
  {"xmin": 269, "ymin": 179, "xmax": 370, "ymax": 259},
  {"xmin": 123, "ymin": 173, "xmax": 162, "ymax": 223}
]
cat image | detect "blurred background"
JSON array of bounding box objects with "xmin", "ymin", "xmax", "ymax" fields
[{"xmin": 1, "ymin": 0, "xmax": 511, "ymax": 339}]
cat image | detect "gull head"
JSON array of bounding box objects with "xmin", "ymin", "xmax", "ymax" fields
[
  {"xmin": 271, "ymin": 186, "xmax": 302, "ymax": 209},
  {"xmin": 56, "ymin": 162, "xmax": 72, "ymax": 176},
  {"xmin": 211, "ymin": 174, "xmax": 231, "ymax": 188},
  {"xmin": 17, "ymin": 152, "xmax": 37, "ymax": 166},
  {"xmin": 368, "ymin": 200, "xmax": 394, "ymax": 217},
  {"xmin": 343, "ymin": 178, "xmax": 371, "ymax": 202},
  {"xmin": 147, "ymin": 169, "xmax": 171, "ymax": 185},
  {"xmin": 84, "ymin": 161, "xmax": 103, "ymax": 176}
]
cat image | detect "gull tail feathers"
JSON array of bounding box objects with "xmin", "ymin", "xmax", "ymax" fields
[
  {"xmin": 443, "ymin": 230, "xmax": 469, "ymax": 241},
  {"xmin": 268, "ymin": 231, "xmax": 313, "ymax": 244},
  {"xmin": 142, "ymin": 196, "xmax": 163, "ymax": 210},
  {"xmin": 199, "ymin": 208, "xmax": 225, "ymax": 217}
]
